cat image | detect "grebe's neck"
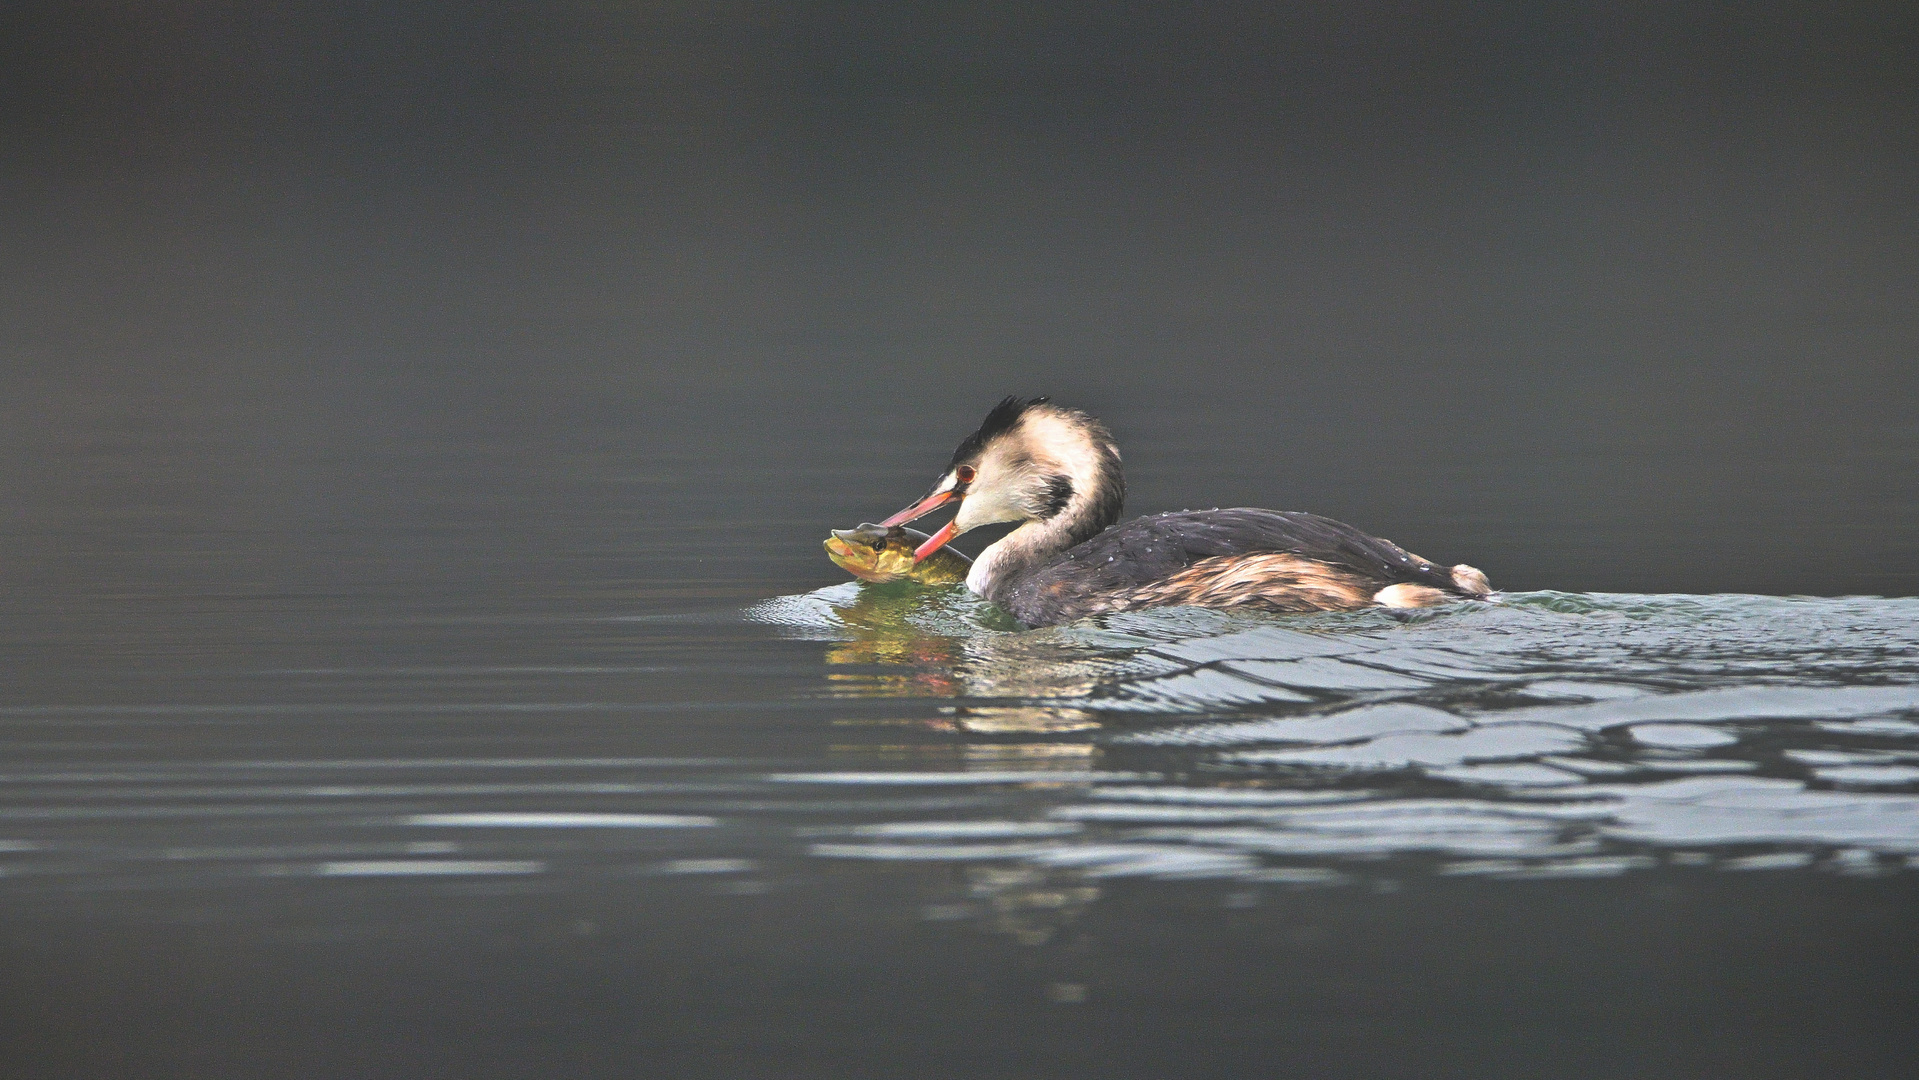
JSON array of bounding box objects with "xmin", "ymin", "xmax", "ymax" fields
[
  {"xmin": 967, "ymin": 472, "xmax": 1121, "ymax": 601},
  {"xmin": 968, "ymin": 518, "xmax": 1068, "ymax": 599}
]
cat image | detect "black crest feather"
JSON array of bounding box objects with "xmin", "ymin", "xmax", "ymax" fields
[{"xmin": 947, "ymin": 395, "xmax": 1049, "ymax": 470}]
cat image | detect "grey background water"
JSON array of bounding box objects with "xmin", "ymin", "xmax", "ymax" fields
[{"xmin": 4, "ymin": 3, "xmax": 1918, "ymax": 1078}]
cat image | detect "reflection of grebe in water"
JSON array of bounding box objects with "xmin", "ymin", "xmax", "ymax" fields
[
  {"xmin": 880, "ymin": 397, "xmax": 1494, "ymax": 628},
  {"xmin": 809, "ymin": 584, "xmax": 968, "ymax": 696},
  {"xmin": 748, "ymin": 579, "xmax": 1111, "ymax": 722}
]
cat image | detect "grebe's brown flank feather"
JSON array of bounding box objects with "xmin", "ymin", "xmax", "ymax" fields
[{"xmin": 1129, "ymin": 553, "xmax": 1378, "ymax": 612}]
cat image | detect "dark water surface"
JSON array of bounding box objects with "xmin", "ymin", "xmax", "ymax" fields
[{"xmin": 5, "ymin": 3, "xmax": 1919, "ymax": 1077}]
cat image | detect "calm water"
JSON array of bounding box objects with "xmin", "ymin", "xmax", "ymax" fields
[{"xmin": 2, "ymin": 422, "xmax": 1917, "ymax": 1078}]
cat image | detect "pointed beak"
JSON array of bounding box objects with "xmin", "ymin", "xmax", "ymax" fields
[
  {"xmin": 879, "ymin": 487, "xmax": 955, "ymax": 528},
  {"xmin": 911, "ymin": 518, "xmax": 961, "ymax": 563},
  {"xmin": 881, "ymin": 472, "xmax": 968, "ymax": 562}
]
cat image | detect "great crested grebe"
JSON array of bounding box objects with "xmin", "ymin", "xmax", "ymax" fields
[{"xmin": 879, "ymin": 397, "xmax": 1492, "ymax": 628}]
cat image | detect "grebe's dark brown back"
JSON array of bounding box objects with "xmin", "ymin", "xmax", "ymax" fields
[{"xmin": 878, "ymin": 397, "xmax": 1492, "ymax": 628}]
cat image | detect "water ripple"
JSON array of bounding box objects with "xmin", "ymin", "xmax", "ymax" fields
[{"xmin": 7, "ymin": 592, "xmax": 1919, "ymax": 919}]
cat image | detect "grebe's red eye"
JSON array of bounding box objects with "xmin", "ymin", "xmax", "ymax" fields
[{"xmin": 955, "ymin": 465, "xmax": 976, "ymax": 485}]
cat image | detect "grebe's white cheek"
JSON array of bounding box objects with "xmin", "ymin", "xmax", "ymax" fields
[{"xmin": 956, "ymin": 488, "xmax": 1021, "ymax": 531}]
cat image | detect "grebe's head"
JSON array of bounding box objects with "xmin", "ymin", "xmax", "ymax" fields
[{"xmin": 881, "ymin": 396, "xmax": 1124, "ymax": 562}]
